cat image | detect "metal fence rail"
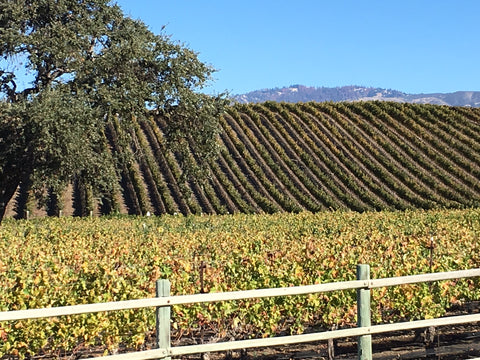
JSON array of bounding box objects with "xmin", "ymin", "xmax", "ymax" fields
[{"xmin": 1, "ymin": 266, "xmax": 479, "ymax": 360}]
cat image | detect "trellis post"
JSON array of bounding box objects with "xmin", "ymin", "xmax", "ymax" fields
[
  {"xmin": 357, "ymin": 264, "xmax": 372, "ymax": 360},
  {"xmin": 156, "ymin": 279, "xmax": 171, "ymax": 360}
]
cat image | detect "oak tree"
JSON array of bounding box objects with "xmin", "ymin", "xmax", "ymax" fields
[{"xmin": 0, "ymin": 0, "xmax": 227, "ymax": 221}]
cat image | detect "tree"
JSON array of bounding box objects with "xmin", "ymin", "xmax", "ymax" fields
[{"xmin": 0, "ymin": 0, "xmax": 227, "ymax": 222}]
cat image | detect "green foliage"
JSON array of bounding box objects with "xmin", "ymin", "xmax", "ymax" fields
[
  {"xmin": 0, "ymin": 0, "xmax": 227, "ymax": 221},
  {"xmin": 1, "ymin": 209, "xmax": 479, "ymax": 357}
]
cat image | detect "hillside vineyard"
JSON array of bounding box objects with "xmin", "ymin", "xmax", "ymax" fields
[{"xmin": 7, "ymin": 101, "xmax": 480, "ymax": 217}]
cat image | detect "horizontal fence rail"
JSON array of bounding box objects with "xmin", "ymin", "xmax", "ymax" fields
[
  {"xmin": 86, "ymin": 313, "xmax": 480, "ymax": 360},
  {"xmin": 0, "ymin": 280, "xmax": 367, "ymax": 321},
  {"xmin": 1, "ymin": 267, "xmax": 479, "ymax": 360},
  {"xmin": 1, "ymin": 268, "xmax": 479, "ymax": 322}
]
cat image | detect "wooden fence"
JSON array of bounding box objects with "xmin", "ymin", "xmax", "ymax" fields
[{"xmin": 1, "ymin": 266, "xmax": 480, "ymax": 360}]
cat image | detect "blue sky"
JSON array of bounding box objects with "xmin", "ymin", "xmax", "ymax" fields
[{"xmin": 115, "ymin": 0, "xmax": 479, "ymax": 95}]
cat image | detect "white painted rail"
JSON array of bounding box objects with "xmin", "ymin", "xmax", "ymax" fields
[
  {"xmin": 1, "ymin": 267, "xmax": 479, "ymax": 360},
  {"xmin": 0, "ymin": 279, "xmax": 367, "ymax": 321},
  {"xmin": 87, "ymin": 313, "xmax": 480, "ymax": 360},
  {"xmin": 2, "ymin": 268, "xmax": 479, "ymax": 322}
]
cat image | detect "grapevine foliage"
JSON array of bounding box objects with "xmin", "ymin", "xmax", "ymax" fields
[{"xmin": 1, "ymin": 209, "xmax": 479, "ymax": 357}]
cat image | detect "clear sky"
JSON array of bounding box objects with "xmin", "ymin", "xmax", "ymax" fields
[{"xmin": 115, "ymin": 0, "xmax": 479, "ymax": 96}]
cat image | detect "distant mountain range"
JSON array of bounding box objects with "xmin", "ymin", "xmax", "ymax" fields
[{"xmin": 233, "ymin": 85, "xmax": 480, "ymax": 107}]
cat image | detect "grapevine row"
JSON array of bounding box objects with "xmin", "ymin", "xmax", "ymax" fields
[
  {"xmin": 284, "ymin": 102, "xmax": 392, "ymax": 210},
  {"xmin": 256, "ymin": 102, "xmax": 366, "ymax": 210},
  {"xmin": 341, "ymin": 102, "xmax": 465, "ymax": 207},
  {"xmin": 7, "ymin": 101, "xmax": 480, "ymax": 218},
  {"xmin": 387, "ymin": 102, "xmax": 480, "ymax": 196},
  {"xmin": 319, "ymin": 102, "xmax": 441, "ymax": 209},
  {"xmin": 364, "ymin": 101, "xmax": 479, "ymax": 204},
  {"xmin": 302, "ymin": 102, "xmax": 411, "ymax": 209}
]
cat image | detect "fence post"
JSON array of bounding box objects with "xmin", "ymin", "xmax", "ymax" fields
[
  {"xmin": 156, "ymin": 279, "xmax": 171, "ymax": 360},
  {"xmin": 357, "ymin": 264, "xmax": 372, "ymax": 360}
]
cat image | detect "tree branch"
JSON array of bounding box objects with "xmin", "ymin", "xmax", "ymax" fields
[
  {"xmin": 0, "ymin": 71, "xmax": 18, "ymax": 102},
  {"xmin": 19, "ymin": 85, "xmax": 40, "ymax": 100}
]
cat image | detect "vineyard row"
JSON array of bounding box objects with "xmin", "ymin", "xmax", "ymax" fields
[{"xmin": 6, "ymin": 101, "xmax": 480, "ymax": 217}]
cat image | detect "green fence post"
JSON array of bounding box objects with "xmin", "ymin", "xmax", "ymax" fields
[
  {"xmin": 156, "ymin": 279, "xmax": 171, "ymax": 360},
  {"xmin": 357, "ymin": 264, "xmax": 372, "ymax": 360}
]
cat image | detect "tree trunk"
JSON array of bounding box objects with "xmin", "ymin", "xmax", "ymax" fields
[{"xmin": 0, "ymin": 176, "xmax": 22, "ymax": 224}]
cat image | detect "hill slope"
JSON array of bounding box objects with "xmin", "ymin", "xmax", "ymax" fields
[
  {"xmin": 6, "ymin": 101, "xmax": 480, "ymax": 218},
  {"xmin": 234, "ymin": 85, "xmax": 480, "ymax": 107}
]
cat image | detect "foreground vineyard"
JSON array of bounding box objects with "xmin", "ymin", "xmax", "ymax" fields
[
  {"xmin": 1, "ymin": 209, "xmax": 479, "ymax": 357},
  {"xmin": 5, "ymin": 101, "xmax": 480, "ymax": 218}
]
